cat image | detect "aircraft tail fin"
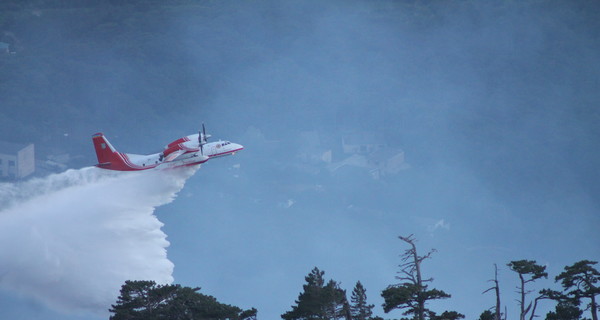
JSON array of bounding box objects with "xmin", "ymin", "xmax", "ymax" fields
[{"xmin": 92, "ymin": 133, "xmax": 128, "ymax": 170}]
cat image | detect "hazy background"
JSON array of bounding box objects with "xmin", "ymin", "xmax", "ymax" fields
[{"xmin": 0, "ymin": 0, "xmax": 599, "ymax": 319}]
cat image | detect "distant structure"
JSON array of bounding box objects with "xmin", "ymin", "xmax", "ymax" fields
[
  {"xmin": 0, "ymin": 42, "xmax": 9, "ymax": 54},
  {"xmin": 0, "ymin": 141, "xmax": 35, "ymax": 179},
  {"xmin": 0, "ymin": 41, "xmax": 16, "ymax": 55},
  {"xmin": 341, "ymin": 133, "xmax": 385, "ymax": 155},
  {"xmin": 296, "ymin": 130, "xmax": 408, "ymax": 179}
]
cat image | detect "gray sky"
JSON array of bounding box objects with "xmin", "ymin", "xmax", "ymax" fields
[{"xmin": 0, "ymin": 1, "xmax": 599, "ymax": 319}]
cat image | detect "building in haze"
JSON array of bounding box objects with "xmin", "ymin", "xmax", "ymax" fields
[{"xmin": 0, "ymin": 141, "xmax": 35, "ymax": 180}]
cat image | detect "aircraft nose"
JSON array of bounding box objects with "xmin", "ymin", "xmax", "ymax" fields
[{"xmin": 234, "ymin": 143, "xmax": 244, "ymax": 151}]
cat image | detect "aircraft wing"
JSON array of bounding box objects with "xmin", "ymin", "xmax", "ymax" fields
[{"xmin": 164, "ymin": 149, "xmax": 186, "ymax": 162}]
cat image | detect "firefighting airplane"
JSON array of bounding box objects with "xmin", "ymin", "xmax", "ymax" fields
[{"xmin": 92, "ymin": 125, "xmax": 243, "ymax": 171}]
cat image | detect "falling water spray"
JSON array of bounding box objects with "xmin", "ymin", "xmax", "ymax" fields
[{"xmin": 0, "ymin": 166, "xmax": 197, "ymax": 315}]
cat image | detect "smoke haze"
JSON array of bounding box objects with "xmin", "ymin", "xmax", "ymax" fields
[{"xmin": 0, "ymin": 167, "xmax": 196, "ymax": 315}]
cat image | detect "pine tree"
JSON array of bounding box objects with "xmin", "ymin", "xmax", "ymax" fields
[
  {"xmin": 282, "ymin": 267, "xmax": 350, "ymax": 320},
  {"xmin": 429, "ymin": 311, "xmax": 465, "ymax": 320},
  {"xmin": 555, "ymin": 260, "xmax": 599, "ymax": 320},
  {"xmin": 545, "ymin": 301, "xmax": 583, "ymax": 320},
  {"xmin": 350, "ymin": 281, "xmax": 374, "ymax": 320},
  {"xmin": 479, "ymin": 310, "xmax": 495, "ymax": 320},
  {"xmin": 323, "ymin": 280, "xmax": 351, "ymax": 320},
  {"xmin": 507, "ymin": 260, "xmax": 548, "ymax": 320},
  {"xmin": 109, "ymin": 280, "xmax": 256, "ymax": 320}
]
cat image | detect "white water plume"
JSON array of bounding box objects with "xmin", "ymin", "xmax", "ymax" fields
[{"xmin": 0, "ymin": 166, "xmax": 197, "ymax": 315}]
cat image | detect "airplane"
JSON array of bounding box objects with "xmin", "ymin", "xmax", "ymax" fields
[{"xmin": 92, "ymin": 125, "xmax": 243, "ymax": 171}]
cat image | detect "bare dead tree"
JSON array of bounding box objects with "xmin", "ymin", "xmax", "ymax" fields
[
  {"xmin": 382, "ymin": 235, "xmax": 452, "ymax": 320},
  {"xmin": 483, "ymin": 264, "xmax": 502, "ymax": 320},
  {"xmin": 398, "ymin": 234, "xmax": 436, "ymax": 320},
  {"xmin": 398, "ymin": 235, "xmax": 435, "ymax": 282}
]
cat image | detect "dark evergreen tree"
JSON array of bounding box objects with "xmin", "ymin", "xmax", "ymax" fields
[
  {"xmin": 507, "ymin": 260, "xmax": 548, "ymax": 320},
  {"xmin": 109, "ymin": 280, "xmax": 256, "ymax": 320},
  {"xmin": 545, "ymin": 300, "xmax": 584, "ymax": 320},
  {"xmin": 323, "ymin": 279, "xmax": 351, "ymax": 320},
  {"xmin": 350, "ymin": 281, "xmax": 374, "ymax": 320},
  {"xmin": 281, "ymin": 267, "xmax": 326, "ymax": 320},
  {"xmin": 109, "ymin": 280, "xmax": 176, "ymax": 320},
  {"xmin": 555, "ymin": 260, "xmax": 600, "ymax": 320},
  {"xmin": 479, "ymin": 310, "xmax": 495, "ymax": 320},
  {"xmin": 381, "ymin": 235, "xmax": 456, "ymax": 320},
  {"xmin": 281, "ymin": 267, "xmax": 350, "ymax": 320},
  {"xmin": 429, "ymin": 311, "xmax": 465, "ymax": 320}
]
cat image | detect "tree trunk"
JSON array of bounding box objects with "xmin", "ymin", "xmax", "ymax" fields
[
  {"xmin": 402, "ymin": 236, "xmax": 425, "ymax": 320},
  {"xmin": 494, "ymin": 265, "xmax": 501, "ymax": 320},
  {"xmin": 519, "ymin": 273, "xmax": 526, "ymax": 320},
  {"xmin": 591, "ymin": 294, "xmax": 598, "ymax": 320}
]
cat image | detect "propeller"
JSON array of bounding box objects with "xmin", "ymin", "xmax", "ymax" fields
[{"xmin": 198, "ymin": 123, "xmax": 210, "ymax": 155}]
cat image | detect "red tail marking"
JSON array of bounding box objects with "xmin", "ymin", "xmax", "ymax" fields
[{"xmin": 92, "ymin": 133, "xmax": 135, "ymax": 171}]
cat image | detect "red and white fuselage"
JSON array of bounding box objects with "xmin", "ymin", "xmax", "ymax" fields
[{"xmin": 92, "ymin": 132, "xmax": 243, "ymax": 171}]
